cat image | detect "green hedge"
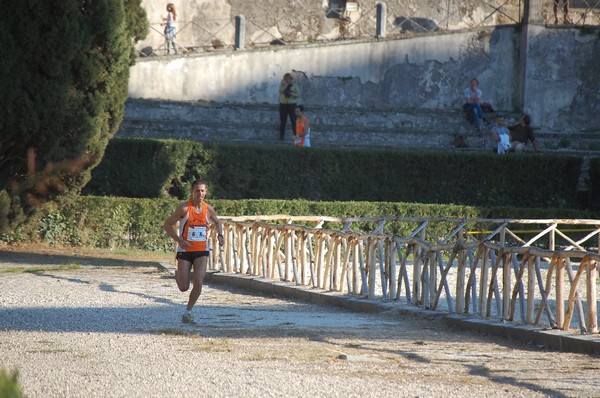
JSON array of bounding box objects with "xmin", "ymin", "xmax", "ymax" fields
[
  {"xmin": 85, "ymin": 139, "xmax": 587, "ymax": 209},
  {"xmin": 82, "ymin": 139, "xmax": 194, "ymax": 198},
  {"xmin": 589, "ymin": 157, "xmax": 600, "ymax": 210},
  {"xmin": 6, "ymin": 196, "xmax": 594, "ymax": 252}
]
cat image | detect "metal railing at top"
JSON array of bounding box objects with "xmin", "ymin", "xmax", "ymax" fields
[
  {"xmin": 137, "ymin": 1, "xmax": 523, "ymax": 57},
  {"xmin": 198, "ymin": 215, "xmax": 600, "ymax": 334},
  {"xmin": 548, "ymin": 0, "xmax": 600, "ymax": 25},
  {"xmin": 138, "ymin": 1, "xmax": 600, "ymax": 57},
  {"xmin": 141, "ymin": 19, "xmax": 236, "ymax": 56}
]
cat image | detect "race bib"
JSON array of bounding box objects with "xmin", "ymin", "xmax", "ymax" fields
[{"xmin": 187, "ymin": 226, "xmax": 207, "ymax": 242}]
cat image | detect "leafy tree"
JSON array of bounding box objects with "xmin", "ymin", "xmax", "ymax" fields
[{"xmin": 0, "ymin": 0, "xmax": 148, "ymax": 234}]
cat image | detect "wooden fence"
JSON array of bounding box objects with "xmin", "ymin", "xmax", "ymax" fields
[{"xmin": 205, "ymin": 216, "xmax": 600, "ymax": 334}]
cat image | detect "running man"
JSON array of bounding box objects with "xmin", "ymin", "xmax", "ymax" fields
[{"xmin": 163, "ymin": 179, "xmax": 224, "ymax": 324}]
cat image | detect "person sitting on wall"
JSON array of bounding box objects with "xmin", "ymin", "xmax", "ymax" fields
[
  {"xmin": 509, "ymin": 114, "xmax": 539, "ymax": 152},
  {"xmin": 463, "ymin": 78, "xmax": 492, "ymax": 132},
  {"xmin": 490, "ymin": 113, "xmax": 511, "ymax": 154}
]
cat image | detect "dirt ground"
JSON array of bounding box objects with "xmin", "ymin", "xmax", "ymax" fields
[{"xmin": 1, "ymin": 244, "xmax": 599, "ymax": 397}]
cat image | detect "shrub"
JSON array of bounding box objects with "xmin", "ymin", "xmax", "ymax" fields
[{"xmin": 0, "ymin": 367, "xmax": 23, "ymax": 398}]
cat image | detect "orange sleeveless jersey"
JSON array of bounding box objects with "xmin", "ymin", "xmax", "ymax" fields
[
  {"xmin": 177, "ymin": 200, "xmax": 211, "ymax": 252},
  {"xmin": 295, "ymin": 116, "xmax": 308, "ymax": 147}
]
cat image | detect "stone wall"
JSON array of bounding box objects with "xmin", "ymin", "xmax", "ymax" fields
[
  {"xmin": 131, "ymin": 26, "xmax": 517, "ymax": 108},
  {"xmin": 131, "ymin": 1, "xmax": 600, "ymax": 133},
  {"xmin": 522, "ymin": 26, "xmax": 600, "ymax": 130}
]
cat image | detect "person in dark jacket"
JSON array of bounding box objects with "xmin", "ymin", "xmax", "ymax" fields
[
  {"xmin": 509, "ymin": 114, "xmax": 539, "ymax": 152},
  {"xmin": 278, "ymin": 73, "xmax": 301, "ymax": 140}
]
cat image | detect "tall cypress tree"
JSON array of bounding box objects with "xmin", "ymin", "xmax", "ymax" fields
[{"xmin": 0, "ymin": 0, "xmax": 148, "ymax": 232}]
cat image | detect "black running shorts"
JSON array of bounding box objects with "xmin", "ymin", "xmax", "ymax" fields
[{"xmin": 176, "ymin": 251, "xmax": 209, "ymax": 263}]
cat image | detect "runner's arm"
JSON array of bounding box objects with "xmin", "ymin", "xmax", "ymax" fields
[
  {"xmin": 207, "ymin": 204, "xmax": 225, "ymax": 246},
  {"xmin": 163, "ymin": 204, "xmax": 190, "ymax": 249}
]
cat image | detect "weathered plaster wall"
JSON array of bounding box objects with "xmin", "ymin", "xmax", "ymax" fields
[
  {"xmin": 130, "ymin": 27, "xmax": 517, "ymax": 111},
  {"xmin": 523, "ymin": 26, "xmax": 600, "ymax": 130}
]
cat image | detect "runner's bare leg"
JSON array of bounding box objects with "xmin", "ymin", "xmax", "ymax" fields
[{"xmin": 186, "ymin": 256, "xmax": 207, "ymax": 311}]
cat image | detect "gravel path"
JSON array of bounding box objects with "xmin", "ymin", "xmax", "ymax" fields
[{"xmin": 1, "ymin": 260, "xmax": 599, "ymax": 398}]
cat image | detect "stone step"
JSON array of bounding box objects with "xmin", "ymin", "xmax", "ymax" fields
[
  {"xmin": 122, "ymin": 99, "xmax": 480, "ymax": 129},
  {"xmin": 118, "ymin": 117, "xmax": 463, "ymax": 149},
  {"xmin": 118, "ymin": 99, "xmax": 500, "ymax": 149},
  {"xmin": 532, "ymin": 130, "xmax": 600, "ymax": 152},
  {"xmin": 117, "ymin": 99, "xmax": 598, "ymax": 152}
]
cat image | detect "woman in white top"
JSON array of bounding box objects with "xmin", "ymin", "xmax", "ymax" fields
[{"xmin": 162, "ymin": 3, "xmax": 177, "ymax": 55}]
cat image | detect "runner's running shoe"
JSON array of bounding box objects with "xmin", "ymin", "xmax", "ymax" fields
[{"xmin": 182, "ymin": 313, "xmax": 196, "ymax": 324}]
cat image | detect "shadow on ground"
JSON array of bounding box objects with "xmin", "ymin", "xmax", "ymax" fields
[{"xmin": 0, "ymin": 249, "xmax": 159, "ymax": 268}]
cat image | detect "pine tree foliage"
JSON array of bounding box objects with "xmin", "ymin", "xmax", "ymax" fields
[{"xmin": 0, "ymin": 0, "xmax": 148, "ymax": 232}]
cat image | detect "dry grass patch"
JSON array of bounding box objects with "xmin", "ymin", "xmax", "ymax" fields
[{"xmin": 193, "ymin": 338, "xmax": 234, "ymax": 353}]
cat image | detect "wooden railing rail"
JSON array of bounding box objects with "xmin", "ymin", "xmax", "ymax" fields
[{"xmin": 205, "ymin": 216, "xmax": 599, "ymax": 334}]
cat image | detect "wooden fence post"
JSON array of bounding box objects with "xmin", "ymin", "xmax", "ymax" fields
[
  {"xmin": 526, "ymin": 254, "xmax": 536, "ymax": 324},
  {"xmin": 478, "ymin": 244, "xmax": 489, "ymax": 317},
  {"xmin": 586, "ymin": 257, "xmax": 598, "ymax": 333},
  {"xmin": 502, "ymin": 252, "xmax": 511, "ymax": 321},
  {"xmin": 556, "ymin": 256, "xmax": 565, "ymax": 329}
]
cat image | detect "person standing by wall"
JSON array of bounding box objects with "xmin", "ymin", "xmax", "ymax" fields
[
  {"xmin": 278, "ymin": 72, "xmax": 301, "ymax": 140},
  {"xmin": 293, "ymin": 105, "xmax": 311, "ymax": 147},
  {"xmin": 162, "ymin": 3, "xmax": 177, "ymax": 55},
  {"xmin": 163, "ymin": 179, "xmax": 224, "ymax": 324}
]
